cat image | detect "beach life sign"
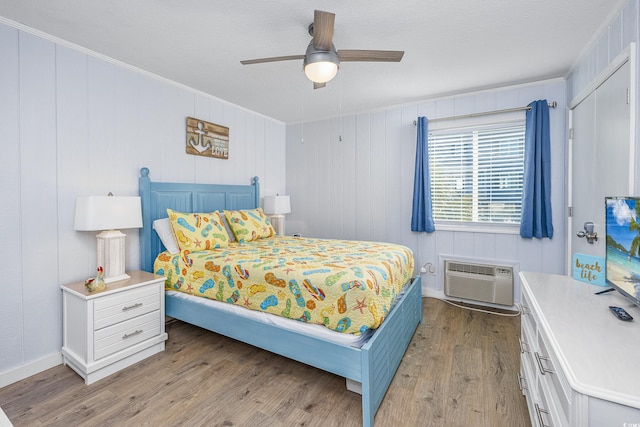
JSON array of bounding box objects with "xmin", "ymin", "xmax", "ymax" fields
[{"xmin": 572, "ymin": 253, "xmax": 606, "ymax": 286}]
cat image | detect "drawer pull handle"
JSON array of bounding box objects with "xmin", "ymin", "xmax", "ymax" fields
[
  {"xmin": 534, "ymin": 403, "xmax": 551, "ymax": 427},
  {"xmin": 122, "ymin": 303, "xmax": 143, "ymax": 311},
  {"xmin": 122, "ymin": 329, "xmax": 143, "ymax": 339},
  {"xmin": 518, "ymin": 337, "xmax": 530, "ymax": 353},
  {"xmin": 535, "ymin": 352, "xmax": 555, "ymax": 375},
  {"xmin": 517, "ymin": 373, "xmax": 528, "ymax": 392}
]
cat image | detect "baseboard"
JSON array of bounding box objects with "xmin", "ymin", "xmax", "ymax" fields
[
  {"xmin": 423, "ymin": 287, "xmax": 446, "ymax": 300},
  {"xmin": 0, "ymin": 406, "xmax": 13, "ymax": 427},
  {"xmin": 0, "ymin": 353, "xmax": 62, "ymax": 389}
]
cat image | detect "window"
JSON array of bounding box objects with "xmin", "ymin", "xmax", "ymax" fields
[{"xmin": 428, "ymin": 123, "xmax": 525, "ymax": 225}]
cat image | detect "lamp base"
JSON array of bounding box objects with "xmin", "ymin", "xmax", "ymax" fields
[
  {"xmin": 104, "ymin": 273, "xmax": 131, "ymax": 284},
  {"xmin": 96, "ymin": 229, "xmax": 129, "ymax": 283},
  {"xmin": 269, "ymin": 215, "xmax": 285, "ymax": 236}
]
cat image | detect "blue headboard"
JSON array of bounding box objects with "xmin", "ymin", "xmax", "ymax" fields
[{"xmin": 138, "ymin": 167, "xmax": 260, "ymax": 272}]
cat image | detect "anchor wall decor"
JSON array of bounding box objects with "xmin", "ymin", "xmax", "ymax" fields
[{"xmin": 186, "ymin": 117, "xmax": 229, "ymax": 159}]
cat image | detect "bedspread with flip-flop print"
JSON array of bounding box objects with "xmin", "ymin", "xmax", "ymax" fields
[{"xmin": 154, "ymin": 236, "xmax": 414, "ymax": 335}]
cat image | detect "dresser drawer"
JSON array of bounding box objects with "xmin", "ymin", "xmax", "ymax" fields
[
  {"xmin": 536, "ymin": 331, "xmax": 570, "ymax": 425},
  {"xmin": 94, "ymin": 310, "xmax": 161, "ymax": 360},
  {"xmin": 520, "ymin": 325, "xmax": 536, "ymax": 388},
  {"xmin": 94, "ymin": 284, "xmax": 160, "ymax": 330},
  {"xmin": 521, "ymin": 289, "xmax": 537, "ymax": 333},
  {"xmin": 535, "ymin": 374, "xmax": 557, "ymax": 427},
  {"xmin": 520, "ymin": 312, "xmax": 536, "ymax": 354}
]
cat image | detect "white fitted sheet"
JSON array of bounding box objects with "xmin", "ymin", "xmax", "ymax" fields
[{"xmin": 166, "ymin": 290, "xmax": 374, "ymax": 348}]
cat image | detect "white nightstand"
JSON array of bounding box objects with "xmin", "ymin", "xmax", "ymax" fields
[{"xmin": 61, "ymin": 270, "xmax": 168, "ymax": 384}]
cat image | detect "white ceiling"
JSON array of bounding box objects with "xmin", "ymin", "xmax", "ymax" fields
[{"xmin": 0, "ymin": 0, "xmax": 622, "ymax": 124}]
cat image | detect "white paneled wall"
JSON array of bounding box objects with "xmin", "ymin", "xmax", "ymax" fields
[
  {"xmin": 566, "ymin": 0, "xmax": 638, "ymax": 103},
  {"xmin": 286, "ymin": 80, "xmax": 567, "ymax": 298},
  {"xmin": 0, "ymin": 21, "xmax": 286, "ymax": 385},
  {"xmin": 20, "ymin": 31, "xmax": 60, "ymax": 367},
  {"xmin": 0, "ymin": 23, "xmax": 24, "ymax": 382}
]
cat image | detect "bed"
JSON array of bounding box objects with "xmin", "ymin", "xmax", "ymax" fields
[{"xmin": 138, "ymin": 167, "xmax": 422, "ymax": 426}]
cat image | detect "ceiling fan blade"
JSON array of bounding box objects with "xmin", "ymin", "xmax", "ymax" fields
[
  {"xmin": 240, "ymin": 55, "xmax": 304, "ymax": 65},
  {"xmin": 338, "ymin": 50, "xmax": 405, "ymax": 62},
  {"xmin": 313, "ymin": 82, "xmax": 326, "ymax": 90},
  {"xmin": 313, "ymin": 10, "xmax": 335, "ymax": 51}
]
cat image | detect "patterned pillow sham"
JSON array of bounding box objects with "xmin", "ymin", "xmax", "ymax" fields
[
  {"xmin": 167, "ymin": 209, "xmax": 230, "ymax": 251},
  {"xmin": 224, "ymin": 208, "xmax": 275, "ymax": 243}
]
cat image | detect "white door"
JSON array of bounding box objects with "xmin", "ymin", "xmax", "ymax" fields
[{"xmin": 569, "ymin": 59, "xmax": 632, "ymax": 263}]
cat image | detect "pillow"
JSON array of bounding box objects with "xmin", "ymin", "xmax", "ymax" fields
[
  {"xmin": 224, "ymin": 208, "xmax": 275, "ymax": 243},
  {"xmin": 167, "ymin": 209, "xmax": 230, "ymax": 251},
  {"xmin": 152, "ymin": 218, "xmax": 179, "ymax": 254},
  {"xmin": 219, "ymin": 214, "xmax": 236, "ymax": 242}
]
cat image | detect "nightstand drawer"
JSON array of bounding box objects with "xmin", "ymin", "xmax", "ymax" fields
[
  {"xmin": 94, "ymin": 311, "xmax": 161, "ymax": 360},
  {"xmin": 94, "ymin": 284, "xmax": 160, "ymax": 330}
]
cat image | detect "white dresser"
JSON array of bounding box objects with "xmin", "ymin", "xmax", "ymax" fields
[
  {"xmin": 519, "ymin": 271, "xmax": 640, "ymax": 426},
  {"xmin": 61, "ymin": 270, "xmax": 168, "ymax": 384}
]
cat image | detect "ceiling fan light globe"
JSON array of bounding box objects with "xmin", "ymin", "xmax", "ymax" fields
[
  {"xmin": 303, "ymin": 43, "xmax": 340, "ymax": 84},
  {"xmin": 304, "ymin": 61, "xmax": 338, "ymax": 83}
]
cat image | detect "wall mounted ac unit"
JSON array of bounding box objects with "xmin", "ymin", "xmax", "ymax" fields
[{"xmin": 444, "ymin": 260, "xmax": 513, "ymax": 306}]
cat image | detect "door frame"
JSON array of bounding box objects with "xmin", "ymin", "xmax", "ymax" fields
[{"xmin": 566, "ymin": 43, "xmax": 637, "ymax": 273}]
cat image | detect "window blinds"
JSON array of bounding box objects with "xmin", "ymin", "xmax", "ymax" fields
[{"xmin": 428, "ymin": 124, "xmax": 525, "ymax": 224}]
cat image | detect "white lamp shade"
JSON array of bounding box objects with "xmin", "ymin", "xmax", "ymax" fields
[
  {"xmin": 74, "ymin": 196, "xmax": 143, "ymax": 231},
  {"xmin": 263, "ymin": 195, "xmax": 291, "ymax": 215}
]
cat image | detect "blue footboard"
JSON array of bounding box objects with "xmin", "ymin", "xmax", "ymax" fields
[{"xmin": 361, "ymin": 275, "xmax": 422, "ymax": 426}]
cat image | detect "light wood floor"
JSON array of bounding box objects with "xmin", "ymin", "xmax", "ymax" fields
[{"xmin": 0, "ymin": 298, "xmax": 530, "ymax": 426}]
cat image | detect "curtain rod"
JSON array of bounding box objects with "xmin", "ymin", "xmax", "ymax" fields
[{"xmin": 413, "ymin": 101, "xmax": 557, "ymax": 125}]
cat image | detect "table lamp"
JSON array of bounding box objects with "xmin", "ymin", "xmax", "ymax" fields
[
  {"xmin": 263, "ymin": 195, "xmax": 291, "ymax": 236},
  {"xmin": 74, "ymin": 194, "xmax": 143, "ymax": 283}
]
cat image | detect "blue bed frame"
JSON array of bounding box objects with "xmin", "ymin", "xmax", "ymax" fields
[{"xmin": 138, "ymin": 167, "xmax": 422, "ymax": 426}]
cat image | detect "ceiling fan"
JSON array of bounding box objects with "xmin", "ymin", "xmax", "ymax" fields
[{"xmin": 240, "ymin": 10, "xmax": 404, "ymax": 89}]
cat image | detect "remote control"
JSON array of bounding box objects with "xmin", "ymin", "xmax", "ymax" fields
[{"xmin": 609, "ymin": 306, "xmax": 633, "ymax": 321}]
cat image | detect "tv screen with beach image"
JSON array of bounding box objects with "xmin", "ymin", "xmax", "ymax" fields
[{"xmin": 606, "ymin": 197, "xmax": 640, "ymax": 306}]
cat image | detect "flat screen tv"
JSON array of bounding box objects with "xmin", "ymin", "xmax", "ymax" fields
[{"xmin": 606, "ymin": 196, "xmax": 640, "ymax": 308}]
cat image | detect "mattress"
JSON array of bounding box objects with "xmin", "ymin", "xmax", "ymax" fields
[
  {"xmin": 154, "ymin": 236, "xmax": 414, "ymax": 335},
  {"xmin": 165, "ymin": 290, "xmax": 374, "ymax": 347}
]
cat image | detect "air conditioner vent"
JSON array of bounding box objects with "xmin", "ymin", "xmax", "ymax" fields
[
  {"xmin": 447, "ymin": 262, "xmax": 495, "ymax": 277},
  {"xmin": 444, "ymin": 260, "xmax": 514, "ymax": 306}
]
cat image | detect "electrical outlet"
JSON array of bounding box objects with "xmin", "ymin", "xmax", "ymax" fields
[{"xmin": 420, "ymin": 262, "xmax": 436, "ymax": 275}]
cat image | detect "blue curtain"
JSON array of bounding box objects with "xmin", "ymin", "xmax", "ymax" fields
[
  {"xmin": 411, "ymin": 117, "xmax": 435, "ymax": 232},
  {"xmin": 520, "ymin": 100, "xmax": 553, "ymax": 238}
]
